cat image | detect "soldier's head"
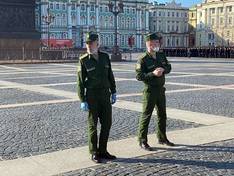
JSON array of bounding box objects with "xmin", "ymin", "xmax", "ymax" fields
[
  {"xmin": 85, "ymin": 32, "xmax": 99, "ymax": 54},
  {"xmin": 145, "ymin": 33, "xmax": 162, "ymax": 53}
]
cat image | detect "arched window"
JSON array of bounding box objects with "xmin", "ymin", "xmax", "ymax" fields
[
  {"xmin": 81, "ymin": 4, "xmax": 86, "ymax": 11},
  {"xmin": 127, "ymin": 17, "xmax": 130, "ymax": 29},
  {"xmin": 121, "ymin": 17, "xmax": 125, "ymax": 29},
  {"xmin": 110, "ymin": 16, "xmax": 113, "ymax": 27},
  {"xmin": 105, "ymin": 16, "xmax": 109, "ymax": 28},
  {"xmin": 72, "ymin": 14, "xmax": 76, "ymax": 25},
  {"xmin": 81, "ymin": 16, "xmax": 86, "ymax": 25},
  {"xmin": 90, "ymin": 16, "xmax": 95, "ymax": 26},
  {"xmin": 63, "ymin": 33, "xmax": 67, "ymax": 39}
]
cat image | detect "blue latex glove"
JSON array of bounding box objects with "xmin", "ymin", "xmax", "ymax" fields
[
  {"xmin": 80, "ymin": 102, "xmax": 89, "ymax": 111},
  {"xmin": 111, "ymin": 93, "xmax": 117, "ymax": 105}
]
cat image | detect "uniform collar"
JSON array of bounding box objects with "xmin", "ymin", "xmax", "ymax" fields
[{"xmin": 146, "ymin": 51, "xmax": 157, "ymax": 60}]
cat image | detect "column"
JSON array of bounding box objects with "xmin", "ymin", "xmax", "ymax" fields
[
  {"xmin": 77, "ymin": 4, "xmax": 81, "ymax": 26},
  {"xmin": 67, "ymin": 0, "xmax": 72, "ymax": 39},
  {"xmin": 145, "ymin": 9, "xmax": 149, "ymax": 31},
  {"xmin": 136, "ymin": 8, "xmax": 141, "ymax": 49},
  {"xmin": 95, "ymin": 4, "xmax": 99, "ymax": 32},
  {"xmin": 41, "ymin": 0, "xmax": 48, "ymax": 39},
  {"xmin": 87, "ymin": 2, "xmax": 90, "ymax": 27}
]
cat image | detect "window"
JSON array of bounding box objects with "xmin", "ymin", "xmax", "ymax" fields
[
  {"xmin": 100, "ymin": 6, "xmax": 102, "ymax": 12},
  {"xmin": 227, "ymin": 31, "xmax": 230, "ymax": 37},
  {"xmin": 71, "ymin": 3, "xmax": 75, "ymax": 10},
  {"xmin": 159, "ymin": 11, "xmax": 161, "ymax": 16},
  {"xmin": 56, "ymin": 3, "xmax": 59, "ymax": 10},
  {"xmin": 185, "ymin": 12, "xmax": 187, "ymax": 17},
  {"xmin": 227, "ymin": 6, "xmax": 232, "ymax": 12},
  {"xmin": 72, "ymin": 15, "xmax": 76, "ymax": 25},
  {"xmin": 127, "ymin": 8, "xmax": 129, "ymax": 14},
  {"xmin": 211, "ymin": 8, "xmax": 215, "ymax": 14},
  {"xmin": 176, "ymin": 39, "xmax": 179, "ymax": 46},
  {"xmin": 90, "ymin": 4, "xmax": 95, "ymax": 11},
  {"xmin": 211, "ymin": 18, "xmax": 215, "ymax": 26},
  {"xmin": 154, "ymin": 11, "xmax": 156, "ymax": 16},
  {"xmin": 62, "ymin": 4, "xmax": 66, "ymax": 10},
  {"xmin": 229, "ymin": 17, "xmax": 232, "ymax": 25},
  {"xmin": 167, "ymin": 25, "xmax": 170, "ymax": 32},
  {"xmin": 172, "ymin": 25, "xmax": 175, "ymax": 31},
  {"xmin": 177, "ymin": 12, "xmax": 179, "ymax": 17},
  {"xmin": 220, "ymin": 17, "xmax": 223, "ymax": 25},
  {"xmin": 220, "ymin": 7, "xmax": 223, "ymax": 13},
  {"xmin": 81, "ymin": 4, "xmax": 85, "ymax": 11},
  {"xmin": 172, "ymin": 12, "xmax": 174, "ymax": 17},
  {"xmin": 50, "ymin": 3, "xmax": 53, "ymax": 9},
  {"xmin": 105, "ymin": 6, "xmax": 108, "ymax": 12},
  {"xmin": 200, "ymin": 12, "xmax": 202, "ymax": 17},
  {"xmin": 132, "ymin": 9, "xmax": 135, "ymax": 14},
  {"xmin": 168, "ymin": 12, "xmax": 170, "ymax": 17}
]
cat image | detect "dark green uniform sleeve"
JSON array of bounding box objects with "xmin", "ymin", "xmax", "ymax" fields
[
  {"xmin": 77, "ymin": 59, "xmax": 87, "ymax": 102},
  {"xmin": 161, "ymin": 53, "xmax": 171, "ymax": 74},
  {"xmin": 108, "ymin": 58, "xmax": 116, "ymax": 94},
  {"xmin": 135, "ymin": 59, "xmax": 155, "ymax": 81}
]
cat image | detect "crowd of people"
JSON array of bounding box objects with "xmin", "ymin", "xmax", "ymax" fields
[{"xmin": 163, "ymin": 47, "xmax": 234, "ymax": 58}]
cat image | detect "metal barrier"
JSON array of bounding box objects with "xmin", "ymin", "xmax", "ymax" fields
[{"xmin": 0, "ymin": 48, "xmax": 86, "ymax": 61}]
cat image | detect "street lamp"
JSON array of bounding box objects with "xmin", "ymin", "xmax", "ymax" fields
[
  {"xmin": 42, "ymin": 8, "xmax": 55, "ymax": 49},
  {"xmin": 108, "ymin": 0, "xmax": 124, "ymax": 61}
]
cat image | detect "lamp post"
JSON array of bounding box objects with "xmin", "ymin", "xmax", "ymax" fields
[
  {"xmin": 108, "ymin": 0, "xmax": 124, "ymax": 61},
  {"xmin": 42, "ymin": 8, "xmax": 55, "ymax": 49}
]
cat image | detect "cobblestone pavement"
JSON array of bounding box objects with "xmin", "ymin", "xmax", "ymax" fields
[
  {"xmin": 59, "ymin": 139, "xmax": 234, "ymax": 176},
  {"xmin": 0, "ymin": 57, "xmax": 234, "ymax": 175},
  {"xmin": 0, "ymin": 103, "xmax": 201, "ymax": 160}
]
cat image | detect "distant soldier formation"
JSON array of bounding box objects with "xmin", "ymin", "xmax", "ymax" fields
[{"xmin": 163, "ymin": 47, "xmax": 234, "ymax": 58}]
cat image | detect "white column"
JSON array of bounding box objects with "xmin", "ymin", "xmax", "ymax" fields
[
  {"xmin": 67, "ymin": 0, "xmax": 72, "ymax": 39},
  {"xmin": 139, "ymin": 10, "xmax": 142, "ymax": 30},
  {"xmin": 146, "ymin": 10, "xmax": 149, "ymax": 31},
  {"xmin": 41, "ymin": 0, "xmax": 48, "ymax": 39},
  {"xmin": 136, "ymin": 9, "xmax": 140, "ymax": 30},
  {"xmin": 136, "ymin": 8, "xmax": 141, "ymax": 49},
  {"xmin": 139, "ymin": 35, "xmax": 142, "ymax": 49},
  {"xmin": 77, "ymin": 4, "xmax": 81, "ymax": 26}
]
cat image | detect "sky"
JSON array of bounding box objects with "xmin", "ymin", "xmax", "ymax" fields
[{"xmin": 150, "ymin": 0, "xmax": 203, "ymax": 8}]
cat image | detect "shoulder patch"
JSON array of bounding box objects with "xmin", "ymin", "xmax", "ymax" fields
[{"xmin": 136, "ymin": 63, "xmax": 141, "ymax": 70}]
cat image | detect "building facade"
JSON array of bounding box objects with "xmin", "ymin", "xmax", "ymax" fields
[
  {"xmin": 149, "ymin": 0, "xmax": 189, "ymax": 48},
  {"xmin": 36, "ymin": 0, "xmax": 150, "ymax": 50},
  {"xmin": 188, "ymin": 6, "xmax": 197, "ymax": 47},
  {"xmin": 196, "ymin": 0, "xmax": 234, "ymax": 47}
]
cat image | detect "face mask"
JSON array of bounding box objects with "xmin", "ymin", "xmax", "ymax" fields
[
  {"xmin": 153, "ymin": 47, "xmax": 160, "ymax": 52},
  {"xmin": 88, "ymin": 48, "xmax": 98, "ymax": 54}
]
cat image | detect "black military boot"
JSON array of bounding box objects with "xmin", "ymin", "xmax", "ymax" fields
[
  {"xmin": 158, "ymin": 138, "xmax": 175, "ymax": 146},
  {"xmin": 99, "ymin": 152, "xmax": 117, "ymax": 160},
  {"xmin": 139, "ymin": 141, "xmax": 152, "ymax": 151},
  {"xmin": 91, "ymin": 153, "xmax": 101, "ymax": 163}
]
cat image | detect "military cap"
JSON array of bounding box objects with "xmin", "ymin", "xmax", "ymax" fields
[
  {"xmin": 86, "ymin": 31, "xmax": 99, "ymax": 43},
  {"xmin": 145, "ymin": 33, "xmax": 162, "ymax": 41}
]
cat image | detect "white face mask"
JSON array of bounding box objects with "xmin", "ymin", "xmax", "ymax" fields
[{"xmin": 153, "ymin": 47, "xmax": 160, "ymax": 52}]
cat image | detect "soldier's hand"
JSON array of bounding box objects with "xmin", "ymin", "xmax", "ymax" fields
[
  {"xmin": 153, "ymin": 68, "xmax": 163, "ymax": 77},
  {"xmin": 80, "ymin": 102, "xmax": 89, "ymax": 111},
  {"xmin": 111, "ymin": 93, "xmax": 117, "ymax": 105}
]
